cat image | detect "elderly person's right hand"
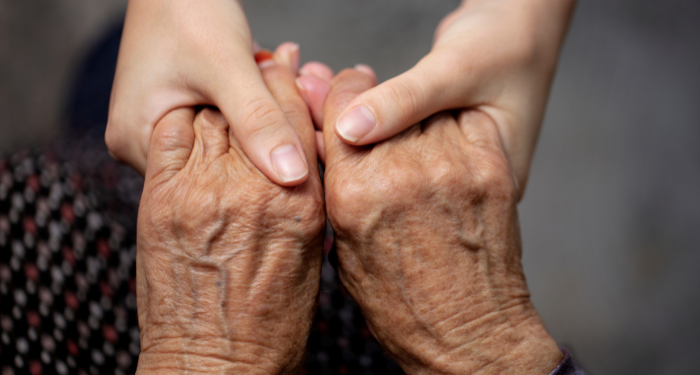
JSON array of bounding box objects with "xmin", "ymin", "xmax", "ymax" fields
[
  {"xmin": 134, "ymin": 48, "xmax": 324, "ymax": 374},
  {"xmin": 321, "ymin": 69, "xmax": 562, "ymax": 374}
]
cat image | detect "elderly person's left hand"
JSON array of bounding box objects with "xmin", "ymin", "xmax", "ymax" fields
[
  {"xmin": 134, "ymin": 46, "xmax": 324, "ymax": 374},
  {"xmin": 320, "ymin": 68, "xmax": 562, "ymax": 375}
]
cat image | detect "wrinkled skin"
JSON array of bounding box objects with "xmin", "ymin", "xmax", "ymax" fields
[
  {"xmin": 135, "ymin": 53, "xmax": 324, "ymax": 374},
  {"xmin": 322, "ymin": 69, "xmax": 562, "ymax": 374}
]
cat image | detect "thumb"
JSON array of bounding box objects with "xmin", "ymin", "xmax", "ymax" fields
[
  {"xmin": 334, "ymin": 55, "xmax": 473, "ymax": 145},
  {"xmin": 212, "ymin": 49, "xmax": 310, "ymax": 187},
  {"xmin": 145, "ymin": 107, "xmax": 196, "ymax": 183},
  {"xmin": 323, "ymin": 68, "xmax": 377, "ymax": 165}
]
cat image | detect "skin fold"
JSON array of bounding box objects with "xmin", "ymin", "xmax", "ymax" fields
[
  {"xmin": 321, "ymin": 69, "xmax": 562, "ymax": 375},
  {"xmin": 135, "ymin": 48, "xmax": 324, "ymax": 374}
]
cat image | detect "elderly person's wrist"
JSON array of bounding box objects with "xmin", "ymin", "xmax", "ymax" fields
[
  {"xmin": 397, "ymin": 310, "xmax": 562, "ymax": 375},
  {"xmin": 133, "ymin": 46, "xmax": 325, "ymax": 373},
  {"xmin": 136, "ymin": 339, "xmax": 291, "ymax": 375},
  {"xmin": 134, "ymin": 239, "xmax": 313, "ymax": 375}
]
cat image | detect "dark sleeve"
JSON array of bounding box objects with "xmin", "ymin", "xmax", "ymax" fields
[{"xmin": 550, "ymin": 348, "xmax": 587, "ymax": 375}]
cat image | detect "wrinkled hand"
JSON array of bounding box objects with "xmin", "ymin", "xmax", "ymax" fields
[
  {"xmin": 329, "ymin": 0, "xmax": 575, "ymax": 198},
  {"xmin": 135, "ymin": 51, "xmax": 324, "ymax": 374},
  {"xmin": 107, "ymin": 0, "xmax": 310, "ymax": 186},
  {"xmin": 322, "ymin": 69, "xmax": 562, "ymax": 374}
]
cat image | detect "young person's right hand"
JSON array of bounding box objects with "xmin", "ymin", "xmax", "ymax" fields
[{"xmin": 106, "ymin": 0, "xmax": 310, "ymax": 186}]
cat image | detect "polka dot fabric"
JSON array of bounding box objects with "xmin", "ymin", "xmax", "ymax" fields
[
  {"xmin": 0, "ymin": 150, "xmax": 140, "ymax": 375},
  {"xmin": 0, "ymin": 143, "xmax": 402, "ymax": 375}
]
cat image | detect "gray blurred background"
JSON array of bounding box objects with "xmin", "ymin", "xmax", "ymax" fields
[{"xmin": 1, "ymin": 0, "xmax": 699, "ymax": 373}]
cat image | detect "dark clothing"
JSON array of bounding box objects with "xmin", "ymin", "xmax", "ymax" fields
[{"xmin": 0, "ymin": 141, "xmax": 587, "ymax": 375}]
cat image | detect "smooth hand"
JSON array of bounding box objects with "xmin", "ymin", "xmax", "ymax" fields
[
  {"xmin": 135, "ymin": 51, "xmax": 324, "ymax": 374},
  {"xmin": 322, "ymin": 68, "xmax": 562, "ymax": 375},
  {"xmin": 107, "ymin": 0, "xmax": 310, "ymax": 186},
  {"xmin": 331, "ymin": 0, "xmax": 576, "ymax": 198}
]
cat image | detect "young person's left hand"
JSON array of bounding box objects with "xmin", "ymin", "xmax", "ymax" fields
[{"xmin": 323, "ymin": 0, "xmax": 576, "ymax": 198}]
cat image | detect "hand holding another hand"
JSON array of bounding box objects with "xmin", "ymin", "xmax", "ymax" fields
[
  {"xmin": 321, "ymin": 68, "xmax": 562, "ymax": 374},
  {"xmin": 107, "ymin": 0, "xmax": 311, "ymax": 186},
  {"xmin": 134, "ymin": 39, "xmax": 567, "ymax": 374},
  {"xmin": 135, "ymin": 49, "xmax": 324, "ymax": 374},
  {"xmin": 330, "ymin": 0, "xmax": 575, "ymax": 198}
]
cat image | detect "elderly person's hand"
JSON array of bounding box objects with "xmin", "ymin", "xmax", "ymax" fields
[
  {"xmin": 107, "ymin": 0, "xmax": 311, "ymax": 186},
  {"xmin": 328, "ymin": 0, "xmax": 576, "ymax": 199},
  {"xmin": 134, "ymin": 48, "xmax": 324, "ymax": 374},
  {"xmin": 321, "ymin": 69, "xmax": 562, "ymax": 374}
]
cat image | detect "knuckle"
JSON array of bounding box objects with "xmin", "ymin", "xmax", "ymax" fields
[
  {"xmin": 326, "ymin": 175, "xmax": 373, "ymax": 235},
  {"xmin": 327, "ymin": 162, "xmax": 421, "ymax": 237},
  {"xmin": 241, "ymin": 98, "xmax": 285, "ymax": 139},
  {"xmin": 471, "ymin": 150, "xmax": 516, "ymax": 203},
  {"xmin": 382, "ymin": 77, "xmax": 423, "ymax": 118},
  {"xmin": 426, "ymin": 154, "xmax": 460, "ymax": 190},
  {"xmin": 261, "ymin": 64, "xmax": 289, "ymax": 82},
  {"xmin": 278, "ymin": 100, "xmax": 310, "ymax": 126}
]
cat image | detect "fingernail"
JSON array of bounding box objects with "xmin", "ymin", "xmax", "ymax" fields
[
  {"xmin": 336, "ymin": 106, "xmax": 376, "ymax": 142},
  {"xmin": 354, "ymin": 64, "xmax": 375, "ymax": 77},
  {"xmin": 289, "ymin": 43, "xmax": 300, "ymax": 72},
  {"xmin": 276, "ymin": 43, "xmax": 299, "ymax": 72},
  {"xmin": 255, "ymin": 50, "xmax": 275, "ymax": 69},
  {"xmin": 271, "ymin": 144, "xmax": 308, "ymax": 183}
]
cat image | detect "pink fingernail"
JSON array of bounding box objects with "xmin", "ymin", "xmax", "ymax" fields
[
  {"xmin": 271, "ymin": 145, "xmax": 308, "ymax": 183},
  {"xmin": 336, "ymin": 106, "xmax": 376, "ymax": 142}
]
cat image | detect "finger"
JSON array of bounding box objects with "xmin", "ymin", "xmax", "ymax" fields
[
  {"xmin": 353, "ymin": 64, "xmax": 376, "ymax": 82},
  {"xmin": 274, "ymin": 42, "xmax": 300, "ymax": 73},
  {"xmin": 211, "ymin": 51, "xmax": 309, "ymax": 186},
  {"xmin": 146, "ymin": 107, "xmax": 196, "ymax": 182},
  {"xmin": 296, "ymin": 74, "xmax": 331, "ymax": 129},
  {"xmin": 192, "ymin": 107, "xmax": 231, "ymax": 164},
  {"xmin": 257, "ymin": 48, "xmax": 318, "ymax": 176},
  {"xmin": 323, "ymin": 68, "xmax": 377, "ymax": 164},
  {"xmin": 315, "ymin": 131, "xmax": 325, "ymax": 164},
  {"xmin": 334, "ymin": 54, "xmax": 470, "ymax": 145},
  {"xmin": 299, "ymin": 62, "xmax": 334, "ymax": 82}
]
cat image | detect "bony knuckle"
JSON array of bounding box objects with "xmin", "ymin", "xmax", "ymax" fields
[
  {"xmin": 326, "ymin": 176, "xmax": 375, "ymax": 235},
  {"xmin": 471, "ymin": 151, "xmax": 516, "ymax": 202}
]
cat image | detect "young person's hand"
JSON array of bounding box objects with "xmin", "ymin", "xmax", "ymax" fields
[
  {"xmin": 135, "ymin": 48, "xmax": 324, "ymax": 374},
  {"xmin": 321, "ymin": 68, "xmax": 562, "ymax": 375},
  {"xmin": 330, "ymin": 0, "xmax": 576, "ymax": 198},
  {"xmin": 107, "ymin": 0, "xmax": 310, "ymax": 186}
]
